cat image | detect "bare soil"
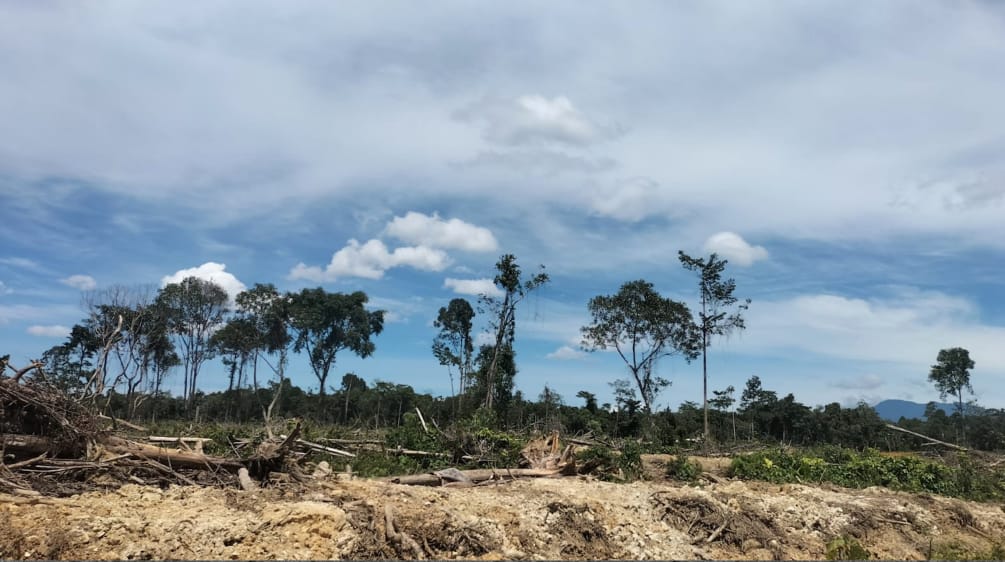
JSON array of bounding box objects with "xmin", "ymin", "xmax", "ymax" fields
[{"xmin": 3, "ymin": 457, "xmax": 1004, "ymax": 561}]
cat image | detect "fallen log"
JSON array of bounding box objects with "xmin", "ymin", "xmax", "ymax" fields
[
  {"xmin": 102, "ymin": 436, "xmax": 244, "ymax": 471},
  {"xmin": 289, "ymin": 437, "xmax": 356, "ymax": 458},
  {"xmin": 384, "ymin": 467, "xmax": 562, "ymax": 486},
  {"xmin": 885, "ymin": 423, "xmax": 968, "ymax": 451}
]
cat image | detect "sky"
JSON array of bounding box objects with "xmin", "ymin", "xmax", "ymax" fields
[{"xmin": 2, "ymin": 1, "xmax": 1005, "ymax": 411}]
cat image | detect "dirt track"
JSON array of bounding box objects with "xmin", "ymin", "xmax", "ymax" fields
[{"xmin": 3, "ymin": 466, "xmax": 1004, "ymax": 560}]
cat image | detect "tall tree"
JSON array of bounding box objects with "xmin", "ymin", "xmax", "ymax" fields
[
  {"xmin": 432, "ymin": 298, "xmax": 475, "ymax": 399},
  {"xmin": 581, "ymin": 279, "xmax": 698, "ymax": 413},
  {"xmin": 479, "ymin": 254, "xmax": 549, "ymax": 409},
  {"xmin": 155, "ymin": 277, "xmax": 229, "ymax": 406},
  {"xmin": 235, "ymin": 283, "xmax": 293, "ymax": 427},
  {"xmin": 289, "ymin": 288, "xmax": 384, "ymax": 400},
  {"xmin": 679, "ymin": 251, "xmax": 750, "ymax": 441},
  {"xmin": 929, "ymin": 347, "xmax": 975, "ymax": 442}
]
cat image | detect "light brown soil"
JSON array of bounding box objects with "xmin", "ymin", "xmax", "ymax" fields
[{"xmin": 2, "ymin": 468, "xmax": 1004, "ymax": 560}]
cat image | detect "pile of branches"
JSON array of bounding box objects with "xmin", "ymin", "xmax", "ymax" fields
[{"xmin": 0, "ymin": 357, "xmax": 310, "ymax": 496}]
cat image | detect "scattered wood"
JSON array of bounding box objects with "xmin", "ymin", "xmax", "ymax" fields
[
  {"xmin": 103, "ymin": 436, "xmax": 244, "ymax": 472},
  {"xmin": 414, "ymin": 407, "xmax": 429, "ymax": 434},
  {"xmin": 385, "ymin": 467, "xmax": 562, "ymax": 486},
  {"xmin": 97, "ymin": 414, "xmax": 148, "ymax": 432},
  {"xmin": 4, "ymin": 452, "xmax": 48, "ymax": 470},
  {"xmin": 288, "ymin": 437, "xmax": 356, "ymax": 458},
  {"xmin": 705, "ymin": 518, "xmax": 729, "ymax": 543},
  {"xmin": 885, "ymin": 424, "xmax": 968, "ymax": 451},
  {"xmin": 384, "ymin": 504, "xmax": 425, "ymax": 559}
]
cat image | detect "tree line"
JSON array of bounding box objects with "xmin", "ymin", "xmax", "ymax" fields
[{"xmin": 31, "ymin": 249, "xmax": 1001, "ymax": 451}]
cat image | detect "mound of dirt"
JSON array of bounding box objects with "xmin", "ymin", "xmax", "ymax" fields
[{"xmin": 3, "ymin": 473, "xmax": 1004, "ymax": 560}]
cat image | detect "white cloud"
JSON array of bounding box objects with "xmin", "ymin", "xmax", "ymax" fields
[
  {"xmin": 475, "ymin": 332, "xmax": 496, "ymax": 347},
  {"xmin": 161, "ymin": 262, "xmax": 247, "ymax": 302},
  {"xmin": 443, "ymin": 277, "xmax": 503, "ymax": 298},
  {"xmin": 290, "ymin": 239, "xmax": 450, "ymax": 282},
  {"xmin": 829, "ymin": 373, "xmax": 885, "ymax": 391},
  {"xmin": 546, "ymin": 345, "xmax": 586, "ymax": 360},
  {"xmin": 703, "ymin": 232, "xmax": 769, "ymax": 266},
  {"xmin": 60, "ymin": 274, "xmax": 97, "ymax": 291},
  {"xmin": 738, "ymin": 288, "xmax": 1005, "ymax": 376},
  {"xmin": 590, "ymin": 177, "xmax": 670, "ymax": 222},
  {"xmin": 27, "ymin": 324, "xmax": 70, "ymax": 337},
  {"xmin": 0, "ymin": 281, "xmax": 11, "ymax": 295},
  {"xmin": 0, "ymin": 257, "xmax": 42, "ymax": 271},
  {"xmin": 459, "ymin": 94, "xmax": 616, "ymax": 147},
  {"xmin": 385, "ymin": 211, "xmax": 498, "ymax": 252}
]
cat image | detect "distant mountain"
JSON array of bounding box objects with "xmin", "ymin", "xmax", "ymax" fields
[{"xmin": 872, "ymin": 399, "xmax": 955, "ymax": 421}]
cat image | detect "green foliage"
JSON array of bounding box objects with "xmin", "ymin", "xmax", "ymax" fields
[
  {"xmin": 929, "ymin": 347, "xmax": 975, "ymax": 418},
  {"xmin": 929, "ymin": 541, "xmax": 1005, "ymax": 561},
  {"xmin": 665, "ymin": 453, "xmax": 702, "ymax": 482},
  {"xmin": 826, "ymin": 535, "xmax": 870, "ymax": 560},
  {"xmin": 581, "ymin": 279, "xmax": 698, "ymax": 413},
  {"xmin": 729, "ymin": 447, "xmax": 1005, "ymax": 502}
]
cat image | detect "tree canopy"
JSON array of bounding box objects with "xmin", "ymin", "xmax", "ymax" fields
[{"xmin": 581, "ymin": 279, "xmax": 697, "ymax": 413}]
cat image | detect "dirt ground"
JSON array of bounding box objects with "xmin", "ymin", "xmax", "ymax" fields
[{"xmin": 2, "ymin": 456, "xmax": 1004, "ymax": 560}]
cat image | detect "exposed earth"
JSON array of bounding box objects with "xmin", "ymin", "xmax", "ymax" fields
[{"xmin": 2, "ymin": 456, "xmax": 1004, "ymax": 560}]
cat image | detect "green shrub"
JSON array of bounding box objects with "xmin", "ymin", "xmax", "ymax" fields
[
  {"xmin": 728, "ymin": 447, "xmax": 1004, "ymax": 502},
  {"xmin": 826, "ymin": 535, "xmax": 870, "ymax": 560},
  {"xmin": 665, "ymin": 453, "xmax": 702, "ymax": 482}
]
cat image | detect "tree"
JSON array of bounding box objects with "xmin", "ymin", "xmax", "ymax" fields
[
  {"xmin": 710, "ymin": 385, "xmax": 737, "ymax": 441},
  {"xmin": 289, "ymin": 288, "xmax": 384, "ymax": 402},
  {"xmin": 432, "ymin": 298, "xmax": 475, "ymax": 400},
  {"xmin": 480, "ymin": 254, "xmax": 549, "ymax": 409},
  {"xmin": 929, "ymin": 347, "xmax": 975, "ymax": 442},
  {"xmin": 581, "ymin": 279, "xmax": 698, "ymax": 413},
  {"xmin": 679, "ymin": 251, "xmax": 750, "ymax": 441},
  {"xmin": 235, "ymin": 284, "xmax": 293, "ymax": 427},
  {"xmin": 155, "ymin": 277, "xmax": 229, "ymax": 407},
  {"xmin": 576, "ymin": 390, "xmax": 598, "ymax": 414}
]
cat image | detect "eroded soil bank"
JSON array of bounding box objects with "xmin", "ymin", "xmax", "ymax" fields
[{"xmin": 3, "ymin": 473, "xmax": 1004, "ymax": 560}]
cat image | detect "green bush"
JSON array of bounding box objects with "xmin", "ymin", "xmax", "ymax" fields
[
  {"xmin": 728, "ymin": 447, "xmax": 1004, "ymax": 502},
  {"xmin": 665, "ymin": 453, "xmax": 702, "ymax": 482}
]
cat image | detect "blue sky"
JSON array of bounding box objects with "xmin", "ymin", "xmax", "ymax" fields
[{"xmin": 2, "ymin": 1, "xmax": 1005, "ymax": 410}]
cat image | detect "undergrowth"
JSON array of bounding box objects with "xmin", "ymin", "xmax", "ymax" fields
[{"xmin": 729, "ymin": 446, "xmax": 1005, "ymax": 502}]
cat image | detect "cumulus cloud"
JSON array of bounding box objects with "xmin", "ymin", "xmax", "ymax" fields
[
  {"xmin": 546, "ymin": 345, "xmax": 586, "ymax": 360},
  {"xmin": 60, "ymin": 274, "xmax": 97, "ymax": 291},
  {"xmin": 161, "ymin": 262, "xmax": 247, "ymax": 302},
  {"xmin": 27, "ymin": 324, "xmax": 70, "ymax": 337},
  {"xmin": 458, "ymin": 94, "xmax": 617, "ymax": 147},
  {"xmin": 290, "ymin": 239, "xmax": 450, "ymax": 282},
  {"xmin": 703, "ymin": 232, "xmax": 769, "ymax": 266},
  {"xmin": 385, "ymin": 212, "xmax": 498, "ymax": 252},
  {"xmin": 443, "ymin": 277, "xmax": 503, "ymax": 298}
]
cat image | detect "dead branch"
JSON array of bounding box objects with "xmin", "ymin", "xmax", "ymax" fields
[
  {"xmin": 384, "ymin": 467, "xmax": 562, "ymax": 486},
  {"xmin": 885, "ymin": 424, "xmax": 968, "ymax": 451},
  {"xmin": 97, "ymin": 414, "xmax": 148, "ymax": 432},
  {"xmin": 414, "ymin": 406, "xmax": 429, "ymax": 434},
  {"xmin": 384, "ymin": 504, "xmax": 425, "ymax": 559},
  {"xmin": 293, "ymin": 438, "xmax": 356, "ymax": 458},
  {"xmin": 5, "ymin": 452, "xmax": 48, "ymax": 470},
  {"xmin": 11, "ymin": 361, "xmax": 44, "ymax": 383}
]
